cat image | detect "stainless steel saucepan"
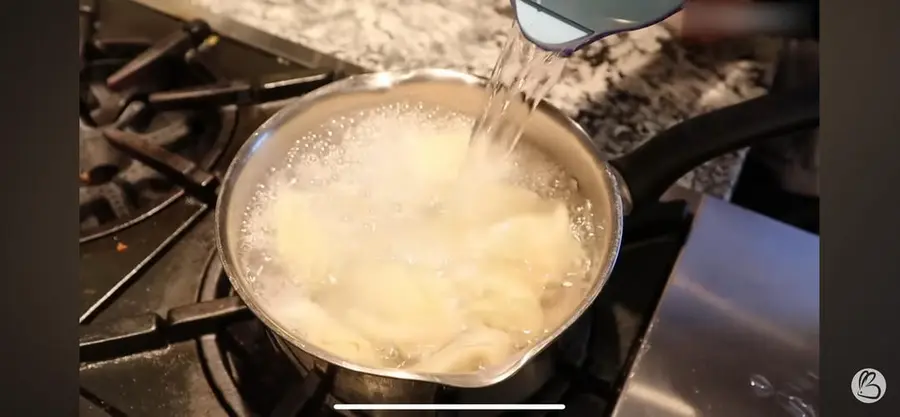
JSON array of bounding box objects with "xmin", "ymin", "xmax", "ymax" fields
[{"xmin": 215, "ymin": 69, "xmax": 818, "ymax": 388}]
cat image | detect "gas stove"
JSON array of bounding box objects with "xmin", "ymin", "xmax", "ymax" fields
[{"xmin": 78, "ymin": 1, "xmax": 694, "ymax": 416}]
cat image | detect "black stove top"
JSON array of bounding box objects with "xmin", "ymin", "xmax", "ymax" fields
[{"xmin": 78, "ymin": 1, "xmax": 692, "ymax": 416}]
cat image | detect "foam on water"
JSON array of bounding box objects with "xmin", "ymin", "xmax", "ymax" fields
[{"xmin": 237, "ymin": 101, "xmax": 599, "ymax": 373}]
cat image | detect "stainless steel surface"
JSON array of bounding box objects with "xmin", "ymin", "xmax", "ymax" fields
[
  {"xmin": 126, "ymin": 0, "xmax": 367, "ymax": 75},
  {"xmin": 215, "ymin": 68, "xmax": 626, "ymax": 388},
  {"xmin": 612, "ymin": 196, "xmax": 819, "ymax": 417}
]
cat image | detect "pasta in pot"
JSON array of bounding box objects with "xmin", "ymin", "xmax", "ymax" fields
[
  {"xmin": 266, "ymin": 297, "xmax": 386, "ymax": 367},
  {"xmin": 272, "ymin": 192, "xmax": 334, "ymax": 283},
  {"xmin": 451, "ymin": 261, "xmax": 545, "ymax": 338},
  {"xmin": 243, "ymin": 106, "xmax": 595, "ymax": 375},
  {"xmin": 321, "ymin": 262, "xmax": 466, "ymax": 359},
  {"xmin": 407, "ymin": 133, "xmax": 472, "ymax": 186},
  {"xmin": 473, "ymin": 202, "xmax": 585, "ymax": 288},
  {"xmin": 265, "ymin": 172, "xmax": 586, "ymax": 370},
  {"xmin": 410, "ymin": 326, "xmax": 516, "ymax": 373},
  {"xmin": 445, "ymin": 182, "xmax": 549, "ymax": 228}
]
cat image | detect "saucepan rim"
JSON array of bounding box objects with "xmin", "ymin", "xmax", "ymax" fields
[{"xmin": 214, "ymin": 68, "xmax": 625, "ymax": 388}]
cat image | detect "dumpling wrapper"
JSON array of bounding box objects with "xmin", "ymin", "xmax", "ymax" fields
[
  {"xmin": 266, "ymin": 297, "xmax": 385, "ymax": 367},
  {"xmin": 407, "ymin": 134, "xmax": 518, "ymax": 200},
  {"xmin": 271, "ymin": 191, "xmax": 337, "ymax": 287},
  {"xmin": 446, "ymin": 182, "xmax": 550, "ymax": 227},
  {"xmin": 452, "ymin": 262, "xmax": 545, "ymax": 339},
  {"xmin": 410, "ymin": 326, "xmax": 516, "ymax": 373},
  {"xmin": 408, "ymin": 134, "xmax": 471, "ymax": 187},
  {"xmin": 322, "ymin": 262, "xmax": 466, "ymax": 358},
  {"xmin": 271, "ymin": 188, "xmax": 378, "ymax": 290},
  {"xmin": 472, "ymin": 201, "xmax": 586, "ymax": 289},
  {"xmin": 264, "ymin": 136, "xmax": 586, "ymax": 372}
]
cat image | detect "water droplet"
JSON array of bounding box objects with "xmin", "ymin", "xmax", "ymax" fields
[
  {"xmin": 750, "ymin": 374, "xmax": 774, "ymax": 398},
  {"xmin": 776, "ymin": 392, "xmax": 817, "ymax": 417}
]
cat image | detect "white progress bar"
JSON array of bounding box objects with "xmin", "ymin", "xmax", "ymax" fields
[{"xmin": 334, "ymin": 404, "xmax": 566, "ymax": 411}]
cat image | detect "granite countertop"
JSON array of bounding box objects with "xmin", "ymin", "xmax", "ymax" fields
[{"xmin": 191, "ymin": 0, "xmax": 780, "ymax": 199}]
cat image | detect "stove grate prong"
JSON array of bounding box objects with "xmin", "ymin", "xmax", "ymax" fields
[
  {"xmin": 147, "ymin": 70, "xmax": 336, "ymax": 111},
  {"xmin": 80, "ymin": 296, "xmax": 252, "ymax": 362},
  {"xmin": 102, "ymin": 128, "xmax": 219, "ymax": 205},
  {"xmin": 105, "ymin": 19, "xmax": 213, "ymax": 91}
]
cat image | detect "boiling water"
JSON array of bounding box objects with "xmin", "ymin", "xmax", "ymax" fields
[
  {"xmin": 236, "ymin": 25, "xmax": 596, "ymax": 375},
  {"xmin": 238, "ymin": 103, "xmax": 599, "ymax": 373}
]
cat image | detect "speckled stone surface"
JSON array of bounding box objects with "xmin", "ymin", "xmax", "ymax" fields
[{"xmin": 191, "ymin": 0, "xmax": 780, "ymax": 199}]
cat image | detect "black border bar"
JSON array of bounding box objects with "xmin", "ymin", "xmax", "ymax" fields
[
  {"xmin": 1, "ymin": 0, "xmax": 899, "ymax": 416},
  {"xmin": 1, "ymin": 0, "xmax": 79, "ymax": 415},
  {"xmin": 821, "ymin": 0, "xmax": 900, "ymax": 414}
]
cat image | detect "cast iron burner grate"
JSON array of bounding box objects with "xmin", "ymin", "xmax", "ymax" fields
[{"xmin": 78, "ymin": 34, "xmax": 232, "ymax": 241}]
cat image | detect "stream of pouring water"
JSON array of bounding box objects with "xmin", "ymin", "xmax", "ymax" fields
[{"xmin": 469, "ymin": 22, "xmax": 567, "ymax": 158}]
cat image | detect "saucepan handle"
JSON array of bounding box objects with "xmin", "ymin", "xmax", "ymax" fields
[{"xmin": 608, "ymin": 87, "xmax": 819, "ymax": 211}]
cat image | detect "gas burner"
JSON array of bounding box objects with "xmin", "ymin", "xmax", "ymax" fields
[
  {"xmin": 79, "ymin": 37, "xmax": 234, "ymax": 241},
  {"xmin": 195, "ymin": 251, "xmax": 606, "ymax": 417},
  {"xmin": 196, "ymin": 252, "xmax": 310, "ymax": 416}
]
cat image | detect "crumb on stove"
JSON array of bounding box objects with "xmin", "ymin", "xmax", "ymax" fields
[
  {"xmin": 79, "ymin": 171, "xmax": 90, "ymax": 183},
  {"xmin": 116, "ymin": 242, "xmax": 128, "ymax": 252}
]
